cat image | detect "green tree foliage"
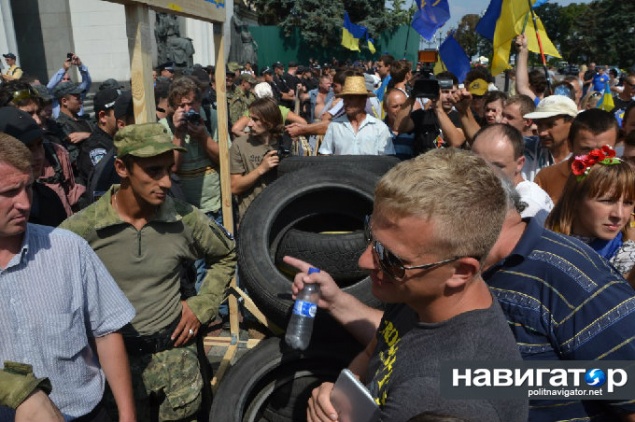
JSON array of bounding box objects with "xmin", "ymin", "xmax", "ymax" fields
[
  {"xmin": 247, "ymin": 0, "xmax": 413, "ymax": 48},
  {"xmin": 578, "ymin": 0, "xmax": 635, "ymax": 66},
  {"xmin": 454, "ymin": 14, "xmax": 481, "ymax": 58}
]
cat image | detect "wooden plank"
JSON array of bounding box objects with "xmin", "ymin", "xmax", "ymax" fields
[
  {"xmin": 211, "ymin": 343, "xmax": 237, "ymax": 393},
  {"xmin": 104, "ymin": 0, "xmax": 225, "ymax": 23},
  {"xmin": 203, "ymin": 337, "xmax": 261, "ymax": 349},
  {"xmin": 213, "ymin": 24, "xmax": 233, "ymax": 232},
  {"xmin": 124, "ymin": 3, "xmax": 155, "ymax": 124},
  {"xmin": 231, "ymin": 286, "xmax": 283, "ymax": 335}
]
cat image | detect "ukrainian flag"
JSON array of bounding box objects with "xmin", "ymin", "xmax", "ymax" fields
[
  {"xmin": 342, "ymin": 12, "xmax": 366, "ymax": 52},
  {"xmin": 476, "ymin": 0, "xmax": 560, "ymax": 76},
  {"xmin": 597, "ymin": 81, "xmax": 615, "ymax": 112}
]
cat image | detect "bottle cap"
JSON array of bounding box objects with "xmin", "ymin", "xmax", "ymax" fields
[{"xmin": 308, "ymin": 267, "xmax": 320, "ymax": 274}]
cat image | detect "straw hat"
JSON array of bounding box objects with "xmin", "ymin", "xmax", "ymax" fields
[{"xmin": 336, "ymin": 75, "xmax": 376, "ymax": 97}]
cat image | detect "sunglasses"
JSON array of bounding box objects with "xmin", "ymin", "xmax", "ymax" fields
[
  {"xmin": 363, "ymin": 215, "xmax": 460, "ymax": 281},
  {"xmin": 11, "ymin": 87, "xmax": 39, "ymax": 104}
]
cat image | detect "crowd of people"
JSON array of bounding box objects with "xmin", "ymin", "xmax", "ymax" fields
[{"xmin": 0, "ymin": 34, "xmax": 634, "ymax": 422}]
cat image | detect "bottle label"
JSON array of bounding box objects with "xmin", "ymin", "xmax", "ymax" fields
[{"xmin": 292, "ymin": 300, "xmax": 317, "ymax": 318}]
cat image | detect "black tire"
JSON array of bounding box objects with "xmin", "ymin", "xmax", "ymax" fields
[
  {"xmin": 237, "ymin": 166, "xmax": 380, "ymax": 330},
  {"xmin": 274, "ymin": 229, "xmax": 368, "ymax": 283},
  {"xmin": 278, "ymin": 155, "xmax": 400, "ymax": 178},
  {"xmin": 209, "ymin": 337, "xmax": 362, "ymax": 422}
]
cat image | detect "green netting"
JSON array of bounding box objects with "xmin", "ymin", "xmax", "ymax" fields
[{"xmin": 249, "ymin": 25, "xmax": 420, "ymax": 69}]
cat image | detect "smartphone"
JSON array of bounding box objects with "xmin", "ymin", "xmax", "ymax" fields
[
  {"xmin": 330, "ymin": 369, "xmax": 380, "ymax": 422},
  {"xmin": 67, "ymin": 52, "xmax": 74, "ymax": 61}
]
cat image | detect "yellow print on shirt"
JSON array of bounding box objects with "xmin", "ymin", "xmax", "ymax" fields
[{"xmin": 373, "ymin": 320, "xmax": 402, "ymax": 406}]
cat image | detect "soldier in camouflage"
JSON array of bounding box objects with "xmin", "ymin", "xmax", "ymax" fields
[
  {"xmin": 229, "ymin": 73, "xmax": 257, "ymax": 126},
  {"xmin": 60, "ymin": 123, "xmax": 237, "ymax": 421}
]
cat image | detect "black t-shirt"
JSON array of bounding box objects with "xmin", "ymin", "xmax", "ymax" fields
[
  {"xmin": 78, "ymin": 127, "xmax": 113, "ymax": 186},
  {"xmin": 583, "ymin": 70, "xmax": 596, "ymax": 87},
  {"xmin": 30, "ymin": 183, "xmax": 67, "ymax": 227}
]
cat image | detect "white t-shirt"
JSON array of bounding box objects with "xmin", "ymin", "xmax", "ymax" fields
[{"xmin": 516, "ymin": 180, "xmax": 554, "ymax": 226}]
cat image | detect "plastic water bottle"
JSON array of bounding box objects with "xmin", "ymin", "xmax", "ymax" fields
[{"xmin": 285, "ymin": 268, "xmax": 321, "ymax": 350}]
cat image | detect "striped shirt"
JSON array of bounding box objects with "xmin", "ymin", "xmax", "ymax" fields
[
  {"xmin": 0, "ymin": 224, "xmax": 135, "ymax": 421},
  {"xmin": 484, "ymin": 218, "xmax": 635, "ymax": 421}
]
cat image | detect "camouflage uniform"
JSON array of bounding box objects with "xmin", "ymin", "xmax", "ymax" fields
[
  {"xmin": 229, "ymin": 87, "xmax": 256, "ymax": 125},
  {"xmin": 0, "ymin": 362, "xmax": 52, "ymax": 409},
  {"xmin": 60, "ymin": 124, "xmax": 237, "ymax": 421}
]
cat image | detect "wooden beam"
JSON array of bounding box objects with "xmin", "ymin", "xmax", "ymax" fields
[
  {"xmin": 104, "ymin": 0, "xmax": 225, "ymax": 23},
  {"xmin": 124, "ymin": 3, "xmax": 155, "ymax": 124},
  {"xmin": 213, "ymin": 23, "xmax": 233, "ymax": 233}
]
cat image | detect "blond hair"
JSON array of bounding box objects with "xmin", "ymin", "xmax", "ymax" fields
[{"xmin": 374, "ymin": 148, "xmax": 507, "ymax": 261}]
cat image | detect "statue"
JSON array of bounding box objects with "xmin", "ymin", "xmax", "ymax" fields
[
  {"xmin": 155, "ymin": 13, "xmax": 195, "ymax": 67},
  {"xmin": 229, "ymin": 15, "xmax": 258, "ymax": 67}
]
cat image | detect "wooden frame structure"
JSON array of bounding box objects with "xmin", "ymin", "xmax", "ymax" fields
[{"xmin": 101, "ymin": 0, "xmax": 276, "ymax": 392}]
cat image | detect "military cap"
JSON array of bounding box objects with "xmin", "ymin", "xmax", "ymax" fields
[
  {"xmin": 227, "ymin": 62, "xmax": 242, "ymax": 73},
  {"xmin": 239, "ymin": 73, "xmax": 257, "ymax": 84},
  {"xmin": 52, "ymin": 81, "xmax": 83, "ymax": 99},
  {"xmin": 114, "ymin": 123, "xmax": 186, "ymax": 158}
]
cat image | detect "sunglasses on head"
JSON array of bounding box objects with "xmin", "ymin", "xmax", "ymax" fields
[
  {"xmin": 363, "ymin": 215, "xmax": 460, "ymax": 281},
  {"xmin": 11, "ymin": 87, "xmax": 39, "ymax": 104}
]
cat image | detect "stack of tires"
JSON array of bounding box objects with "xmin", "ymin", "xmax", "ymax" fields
[{"xmin": 209, "ymin": 155, "xmax": 400, "ymax": 421}]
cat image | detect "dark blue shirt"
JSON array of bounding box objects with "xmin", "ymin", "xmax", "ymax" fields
[{"xmin": 484, "ymin": 218, "xmax": 635, "ymax": 421}]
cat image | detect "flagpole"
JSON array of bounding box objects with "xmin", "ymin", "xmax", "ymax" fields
[
  {"xmin": 526, "ymin": 0, "xmax": 552, "ymax": 93},
  {"xmin": 404, "ymin": 9, "xmax": 413, "ymax": 60}
]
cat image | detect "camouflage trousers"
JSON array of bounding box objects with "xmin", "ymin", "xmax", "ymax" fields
[{"xmin": 106, "ymin": 343, "xmax": 202, "ymax": 422}]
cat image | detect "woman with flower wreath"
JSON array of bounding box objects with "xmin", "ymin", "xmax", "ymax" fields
[{"xmin": 545, "ymin": 145, "xmax": 635, "ymax": 282}]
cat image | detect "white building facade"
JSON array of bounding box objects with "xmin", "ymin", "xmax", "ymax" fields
[{"xmin": 1, "ymin": 0, "xmax": 235, "ymax": 86}]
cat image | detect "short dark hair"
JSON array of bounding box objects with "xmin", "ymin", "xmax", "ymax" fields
[
  {"xmin": 483, "ymin": 91, "xmax": 507, "ymax": 107},
  {"xmin": 435, "ymin": 71, "xmax": 458, "ymax": 86},
  {"xmin": 569, "ymin": 108, "xmax": 619, "ymax": 146},
  {"xmin": 528, "ymin": 69, "xmax": 547, "ymax": 95},
  {"xmin": 378, "ymin": 54, "xmax": 395, "ymax": 67}
]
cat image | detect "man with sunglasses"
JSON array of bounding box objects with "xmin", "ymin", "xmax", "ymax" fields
[{"xmin": 285, "ymin": 149, "xmax": 526, "ymax": 422}]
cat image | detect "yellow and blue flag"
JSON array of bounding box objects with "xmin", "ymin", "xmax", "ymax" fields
[
  {"xmin": 597, "ymin": 81, "xmax": 615, "ymax": 112},
  {"xmin": 367, "ymin": 37, "xmax": 376, "ymax": 54},
  {"xmin": 412, "ymin": 0, "xmax": 451, "ymax": 41},
  {"xmin": 342, "ymin": 12, "xmax": 366, "ymax": 52},
  {"xmin": 437, "ymin": 32, "xmax": 471, "ymax": 83},
  {"xmin": 476, "ymin": 0, "xmax": 560, "ymax": 76}
]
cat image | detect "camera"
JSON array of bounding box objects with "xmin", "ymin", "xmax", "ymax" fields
[
  {"xmin": 278, "ymin": 145, "xmax": 291, "ymax": 159},
  {"xmin": 183, "ymin": 109, "xmax": 201, "ymax": 124},
  {"xmin": 411, "ymin": 79, "xmax": 439, "ymax": 100},
  {"xmin": 438, "ymin": 79, "xmax": 454, "ymax": 90}
]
